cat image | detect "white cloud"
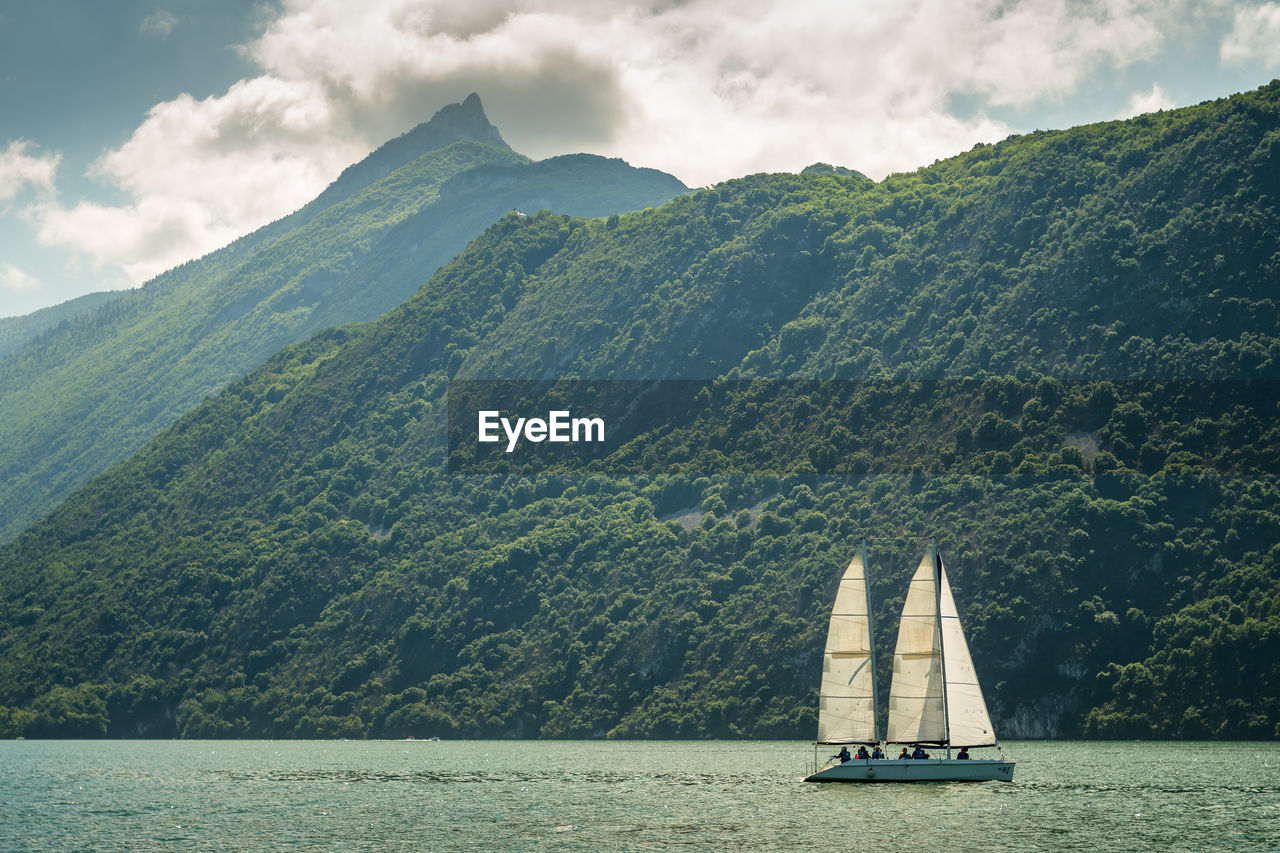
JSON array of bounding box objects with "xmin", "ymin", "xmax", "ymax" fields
[
  {"xmin": 1119, "ymin": 83, "xmax": 1175, "ymax": 118},
  {"xmin": 0, "ymin": 262, "xmax": 41, "ymax": 293},
  {"xmin": 32, "ymin": 76, "xmax": 367, "ymax": 283},
  {"xmin": 0, "ymin": 140, "xmax": 60, "ymax": 203},
  {"xmin": 241, "ymin": 0, "xmax": 1174, "ymax": 183},
  {"xmin": 34, "ymin": 197, "xmax": 235, "ymax": 286},
  {"xmin": 1221, "ymin": 2, "xmax": 1280, "ymax": 68},
  {"xmin": 140, "ymin": 9, "xmax": 180, "ymax": 38},
  {"xmin": 92, "ymin": 76, "xmax": 364, "ymax": 233},
  {"xmin": 22, "ymin": 0, "xmax": 1188, "ymax": 285}
]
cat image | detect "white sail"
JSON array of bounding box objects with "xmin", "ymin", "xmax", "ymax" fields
[
  {"xmin": 816, "ymin": 544, "xmax": 878, "ymax": 743},
  {"xmin": 939, "ymin": 561, "xmax": 997, "ymax": 746},
  {"xmin": 885, "ymin": 551, "xmax": 945, "ymax": 743}
]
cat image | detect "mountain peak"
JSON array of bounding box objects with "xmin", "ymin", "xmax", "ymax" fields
[
  {"xmin": 413, "ymin": 93, "xmax": 505, "ymax": 149},
  {"xmin": 312, "ymin": 94, "xmax": 509, "ymax": 209}
]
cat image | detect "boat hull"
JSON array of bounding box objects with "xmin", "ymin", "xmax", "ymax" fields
[{"xmin": 804, "ymin": 758, "xmax": 1014, "ymax": 783}]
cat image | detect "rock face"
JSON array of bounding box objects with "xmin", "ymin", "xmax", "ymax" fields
[
  {"xmin": 313, "ymin": 93, "xmax": 509, "ymax": 209},
  {"xmin": 1002, "ymin": 695, "xmax": 1075, "ymax": 739}
]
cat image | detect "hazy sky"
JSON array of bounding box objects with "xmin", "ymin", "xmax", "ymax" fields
[{"xmin": 3, "ymin": 0, "xmax": 1279, "ymax": 317}]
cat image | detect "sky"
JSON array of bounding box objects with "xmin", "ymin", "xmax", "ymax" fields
[{"xmin": 2, "ymin": 0, "xmax": 1280, "ymax": 318}]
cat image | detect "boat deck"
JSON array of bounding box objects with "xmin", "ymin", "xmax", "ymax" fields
[{"xmin": 805, "ymin": 758, "xmax": 1015, "ymax": 783}]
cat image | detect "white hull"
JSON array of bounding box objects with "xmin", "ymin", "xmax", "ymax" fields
[{"xmin": 805, "ymin": 758, "xmax": 1014, "ymax": 783}]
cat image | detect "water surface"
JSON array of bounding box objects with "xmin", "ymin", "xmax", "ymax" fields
[{"xmin": 2, "ymin": 740, "xmax": 1277, "ymax": 851}]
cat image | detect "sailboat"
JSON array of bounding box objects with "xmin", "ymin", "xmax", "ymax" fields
[{"xmin": 805, "ymin": 540, "xmax": 1015, "ymax": 782}]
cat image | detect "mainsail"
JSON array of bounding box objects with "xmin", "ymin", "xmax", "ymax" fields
[
  {"xmin": 816, "ymin": 541, "xmax": 878, "ymax": 743},
  {"xmin": 886, "ymin": 550, "xmax": 946, "ymax": 744},
  {"xmin": 886, "ymin": 543, "xmax": 996, "ymax": 747}
]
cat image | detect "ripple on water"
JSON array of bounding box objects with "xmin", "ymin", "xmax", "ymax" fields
[{"xmin": 3, "ymin": 740, "xmax": 1280, "ymax": 852}]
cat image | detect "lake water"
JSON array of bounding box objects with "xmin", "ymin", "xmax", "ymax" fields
[{"xmin": 2, "ymin": 740, "xmax": 1278, "ymax": 852}]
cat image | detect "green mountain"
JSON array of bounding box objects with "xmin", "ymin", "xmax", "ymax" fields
[
  {"xmin": 0, "ymin": 95, "xmax": 686, "ymax": 543},
  {"xmin": 2, "ymin": 83, "xmax": 1280, "ymax": 741},
  {"xmin": 0, "ymin": 290, "xmax": 123, "ymax": 356}
]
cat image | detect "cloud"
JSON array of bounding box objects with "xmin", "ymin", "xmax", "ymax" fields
[
  {"xmin": 241, "ymin": 0, "xmax": 1175, "ymax": 182},
  {"xmin": 0, "ymin": 262, "xmax": 40, "ymax": 293},
  {"xmin": 92, "ymin": 76, "xmax": 365, "ymax": 231},
  {"xmin": 140, "ymin": 9, "xmax": 180, "ymax": 38},
  {"xmin": 33, "ymin": 76, "xmax": 368, "ymax": 283},
  {"xmin": 23, "ymin": 0, "xmax": 1188, "ymax": 285},
  {"xmin": 246, "ymin": 0, "xmax": 630, "ymax": 151},
  {"xmin": 0, "ymin": 140, "xmax": 60, "ymax": 204},
  {"xmin": 1119, "ymin": 83, "xmax": 1175, "ymax": 118},
  {"xmin": 1221, "ymin": 2, "xmax": 1280, "ymax": 68},
  {"xmin": 34, "ymin": 197, "xmax": 236, "ymax": 286}
]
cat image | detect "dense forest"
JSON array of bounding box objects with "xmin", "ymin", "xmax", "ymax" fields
[
  {"xmin": 2, "ymin": 82, "xmax": 1279, "ymax": 741},
  {"xmin": 0, "ymin": 95, "xmax": 685, "ymax": 543},
  {"xmin": 0, "ymin": 291, "xmax": 123, "ymax": 357}
]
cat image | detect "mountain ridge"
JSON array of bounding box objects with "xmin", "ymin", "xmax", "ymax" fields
[
  {"xmin": 0, "ymin": 289, "xmax": 124, "ymax": 352},
  {"xmin": 0, "ymin": 96, "xmax": 686, "ymax": 543},
  {"xmin": 304, "ymin": 92, "xmax": 509, "ymax": 214}
]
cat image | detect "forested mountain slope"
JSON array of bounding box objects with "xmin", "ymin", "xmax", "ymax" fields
[
  {"xmin": 1, "ymin": 83, "xmax": 1279, "ymax": 740},
  {"xmin": 0, "ymin": 291, "xmax": 123, "ymax": 357},
  {"xmin": 0, "ymin": 96, "xmax": 686, "ymax": 543}
]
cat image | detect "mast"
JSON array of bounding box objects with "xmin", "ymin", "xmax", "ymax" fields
[
  {"xmin": 932, "ymin": 539, "xmax": 951, "ymax": 759},
  {"xmin": 862, "ymin": 539, "xmax": 879, "ymax": 743}
]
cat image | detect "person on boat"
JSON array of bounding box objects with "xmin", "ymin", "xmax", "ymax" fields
[
  {"xmin": 871, "ymin": 745, "xmax": 885, "ymax": 760},
  {"xmin": 855, "ymin": 745, "xmax": 870, "ymax": 760},
  {"xmin": 911, "ymin": 746, "xmax": 929, "ymax": 760},
  {"xmin": 957, "ymin": 747, "xmax": 970, "ymax": 760},
  {"xmin": 838, "ymin": 746, "xmax": 851, "ymax": 763},
  {"xmin": 897, "ymin": 747, "xmax": 910, "ymax": 760}
]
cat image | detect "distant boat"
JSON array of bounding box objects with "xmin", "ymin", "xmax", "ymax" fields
[{"xmin": 805, "ymin": 540, "xmax": 1015, "ymax": 782}]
